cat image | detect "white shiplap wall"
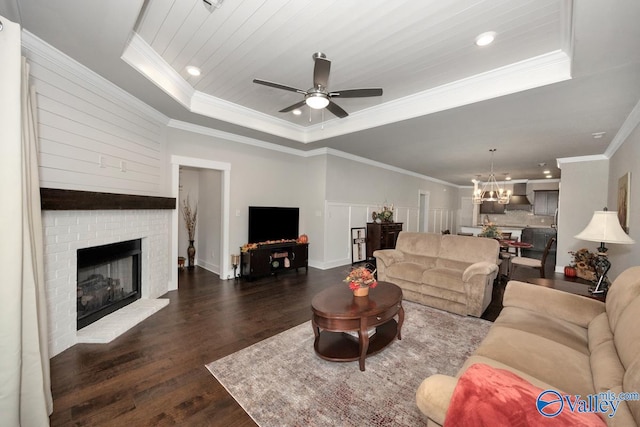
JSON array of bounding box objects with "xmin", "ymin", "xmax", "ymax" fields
[{"xmin": 22, "ymin": 31, "xmax": 168, "ymax": 196}]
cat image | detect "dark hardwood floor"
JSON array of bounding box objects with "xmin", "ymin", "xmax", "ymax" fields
[
  {"xmin": 48, "ymin": 259, "xmax": 557, "ymax": 426},
  {"xmin": 49, "ymin": 267, "xmax": 345, "ymax": 426}
]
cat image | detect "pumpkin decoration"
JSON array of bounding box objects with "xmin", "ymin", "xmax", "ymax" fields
[
  {"xmin": 297, "ymin": 234, "xmax": 309, "ymax": 244},
  {"xmin": 564, "ymin": 266, "xmax": 577, "ymax": 277}
]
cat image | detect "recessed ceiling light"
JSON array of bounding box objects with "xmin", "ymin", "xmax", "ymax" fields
[
  {"xmin": 186, "ymin": 66, "xmax": 201, "ymax": 77},
  {"xmin": 475, "ymin": 31, "xmax": 496, "ymax": 47},
  {"xmin": 543, "ymin": 170, "xmax": 550, "ymax": 174},
  {"xmin": 292, "ymin": 109, "xmax": 302, "ymax": 116},
  {"xmin": 546, "ymin": 174, "xmax": 553, "ymax": 179},
  {"xmin": 505, "ymin": 176, "xmax": 512, "ymax": 181},
  {"xmin": 592, "ymin": 132, "xmax": 606, "ymax": 139}
]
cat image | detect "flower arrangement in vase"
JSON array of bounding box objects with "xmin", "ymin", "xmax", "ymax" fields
[
  {"xmin": 345, "ymin": 265, "xmax": 377, "ymax": 297},
  {"xmin": 181, "ymin": 196, "xmax": 198, "ymax": 268},
  {"xmin": 478, "ymin": 222, "xmax": 502, "ymax": 239},
  {"xmin": 372, "ymin": 204, "xmax": 394, "ymax": 223}
]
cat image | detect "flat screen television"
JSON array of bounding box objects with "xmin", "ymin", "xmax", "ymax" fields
[{"xmin": 248, "ymin": 206, "xmax": 299, "ymax": 243}]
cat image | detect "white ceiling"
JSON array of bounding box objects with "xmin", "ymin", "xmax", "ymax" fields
[{"xmin": 2, "ymin": 0, "xmax": 640, "ymax": 185}]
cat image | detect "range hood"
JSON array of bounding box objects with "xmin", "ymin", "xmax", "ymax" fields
[{"xmin": 508, "ymin": 183, "xmax": 531, "ymax": 208}]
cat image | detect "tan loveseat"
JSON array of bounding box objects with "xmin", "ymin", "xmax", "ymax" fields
[
  {"xmin": 374, "ymin": 232, "xmax": 499, "ymax": 317},
  {"xmin": 416, "ymin": 266, "xmax": 640, "ymax": 426}
]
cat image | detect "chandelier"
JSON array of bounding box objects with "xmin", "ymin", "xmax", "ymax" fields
[{"xmin": 472, "ymin": 149, "xmax": 511, "ymax": 205}]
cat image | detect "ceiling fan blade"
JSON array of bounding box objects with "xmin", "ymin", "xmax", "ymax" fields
[
  {"xmin": 329, "ymin": 88, "xmax": 383, "ymax": 98},
  {"xmin": 279, "ymin": 100, "xmax": 307, "ymax": 113},
  {"xmin": 313, "ymin": 57, "xmax": 331, "ymax": 88},
  {"xmin": 253, "ymin": 79, "xmax": 306, "ymax": 94},
  {"xmin": 326, "ymin": 100, "xmax": 348, "ymax": 119}
]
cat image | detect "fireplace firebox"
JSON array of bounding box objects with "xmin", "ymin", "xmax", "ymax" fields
[{"xmin": 77, "ymin": 239, "xmax": 141, "ymax": 329}]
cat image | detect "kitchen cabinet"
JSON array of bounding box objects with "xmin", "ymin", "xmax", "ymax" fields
[
  {"xmin": 479, "ymin": 201, "xmax": 506, "ymax": 214},
  {"xmin": 521, "ymin": 227, "xmax": 556, "ymax": 260},
  {"xmin": 533, "ymin": 190, "xmax": 559, "ymax": 216}
]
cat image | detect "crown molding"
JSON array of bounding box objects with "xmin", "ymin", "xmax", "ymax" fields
[
  {"xmin": 121, "ymin": 32, "xmax": 194, "ymax": 109},
  {"xmin": 528, "ymin": 178, "xmax": 561, "ymax": 184},
  {"xmin": 167, "ymin": 119, "xmax": 458, "ymax": 187},
  {"xmin": 556, "ymin": 154, "xmax": 609, "ymax": 168},
  {"xmin": 604, "ymin": 97, "xmax": 640, "ymax": 158},
  {"xmin": 21, "ymin": 30, "xmax": 169, "ymax": 125},
  {"xmin": 190, "ymin": 91, "xmax": 303, "ymax": 141},
  {"xmin": 122, "ymin": 33, "xmax": 304, "ymax": 141},
  {"xmin": 122, "ymin": 31, "xmax": 572, "ymax": 144},
  {"xmin": 167, "ymin": 119, "xmax": 304, "ymax": 157}
]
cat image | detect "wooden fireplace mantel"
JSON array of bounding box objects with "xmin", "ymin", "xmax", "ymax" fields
[{"xmin": 40, "ymin": 188, "xmax": 176, "ymax": 210}]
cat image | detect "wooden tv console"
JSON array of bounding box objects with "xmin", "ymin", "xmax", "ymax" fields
[{"xmin": 240, "ymin": 242, "xmax": 308, "ymax": 280}]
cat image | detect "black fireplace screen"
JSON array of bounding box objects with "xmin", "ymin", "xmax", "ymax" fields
[{"xmin": 77, "ymin": 239, "xmax": 141, "ymax": 329}]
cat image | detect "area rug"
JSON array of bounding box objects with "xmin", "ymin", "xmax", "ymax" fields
[{"xmin": 205, "ymin": 301, "xmax": 492, "ymax": 427}]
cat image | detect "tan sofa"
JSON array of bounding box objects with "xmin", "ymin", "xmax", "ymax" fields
[
  {"xmin": 416, "ymin": 266, "xmax": 640, "ymax": 426},
  {"xmin": 374, "ymin": 232, "xmax": 499, "ymax": 317}
]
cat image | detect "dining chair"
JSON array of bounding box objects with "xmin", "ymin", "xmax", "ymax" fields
[{"xmin": 509, "ymin": 237, "xmax": 556, "ymax": 279}]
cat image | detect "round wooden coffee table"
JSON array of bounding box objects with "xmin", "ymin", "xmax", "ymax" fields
[{"xmin": 311, "ymin": 281, "xmax": 404, "ymax": 371}]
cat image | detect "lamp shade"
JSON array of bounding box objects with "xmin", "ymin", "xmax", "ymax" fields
[{"xmin": 574, "ymin": 211, "xmax": 635, "ymax": 244}]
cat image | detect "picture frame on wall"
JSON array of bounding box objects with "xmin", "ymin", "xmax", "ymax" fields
[
  {"xmin": 351, "ymin": 227, "xmax": 367, "ymax": 264},
  {"xmin": 617, "ymin": 172, "xmax": 631, "ymax": 233}
]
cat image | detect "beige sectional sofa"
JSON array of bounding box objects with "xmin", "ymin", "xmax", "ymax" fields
[
  {"xmin": 374, "ymin": 232, "xmax": 500, "ymax": 317},
  {"xmin": 416, "ymin": 266, "xmax": 640, "ymax": 426}
]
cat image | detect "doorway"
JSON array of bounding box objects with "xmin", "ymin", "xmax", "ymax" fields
[
  {"xmin": 170, "ymin": 155, "xmax": 231, "ymax": 290},
  {"xmin": 418, "ymin": 191, "xmax": 430, "ymax": 232}
]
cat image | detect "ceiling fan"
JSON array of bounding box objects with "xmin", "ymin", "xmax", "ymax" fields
[{"xmin": 253, "ymin": 52, "xmax": 383, "ymax": 119}]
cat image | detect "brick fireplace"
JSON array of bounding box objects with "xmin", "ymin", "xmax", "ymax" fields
[
  {"xmin": 41, "ymin": 189, "xmax": 175, "ymax": 357},
  {"xmin": 77, "ymin": 239, "xmax": 142, "ymax": 329}
]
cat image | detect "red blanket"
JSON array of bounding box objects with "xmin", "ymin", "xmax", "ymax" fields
[{"xmin": 444, "ymin": 364, "xmax": 607, "ymax": 427}]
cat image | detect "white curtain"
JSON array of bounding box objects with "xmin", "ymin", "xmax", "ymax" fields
[{"xmin": 0, "ymin": 15, "xmax": 53, "ymax": 426}]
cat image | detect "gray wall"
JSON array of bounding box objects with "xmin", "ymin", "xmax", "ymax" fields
[
  {"xmin": 556, "ymin": 158, "xmax": 609, "ymax": 270},
  {"xmin": 607, "ymin": 123, "xmax": 640, "ymax": 278}
]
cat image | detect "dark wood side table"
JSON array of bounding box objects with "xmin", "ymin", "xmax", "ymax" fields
[
  {"xmin": 366, "ymin": 222, "xmax": 403, "ymax": 259},
  {"xmin": 525, "ymin": 278, "xmax": 606, "ymax": 302},
  {"xmin": 311, "ymin": 281, "xmax": 404, "ymax": 371}
]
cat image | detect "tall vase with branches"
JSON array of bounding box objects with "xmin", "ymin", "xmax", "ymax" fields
[{"xmin": 181, "ymin": 196, "xmax": 198, "ymax": 268}]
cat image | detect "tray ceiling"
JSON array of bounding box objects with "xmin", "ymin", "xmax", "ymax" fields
[{"xmin": 3, "ymin": 0, "xmax": 640, "ymax": 184}]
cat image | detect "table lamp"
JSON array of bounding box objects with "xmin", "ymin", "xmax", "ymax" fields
[{"xmin": 574, "ymin": 208, "xmax": 635, "ymax": 294}]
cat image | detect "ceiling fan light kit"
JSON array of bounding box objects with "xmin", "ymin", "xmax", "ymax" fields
[
  {"xmin": 305, "ymin": 92, "xmax": 330, "ymax": 109},
  {"xmin": 253, "ymin": 52, "xmax": 383, "ymax": 119}
]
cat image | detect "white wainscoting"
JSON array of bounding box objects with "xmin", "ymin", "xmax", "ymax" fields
[
  {"xmin": 322, "ymin": 201, "xmax": 458, "ymax": 269},
  {"xmin": 322, "ymin": 202, "xmax": 416, "ymax": 269},
  {"xmin": 429, "ymin": 208, "xmax": 457, "ymax": 234}
]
